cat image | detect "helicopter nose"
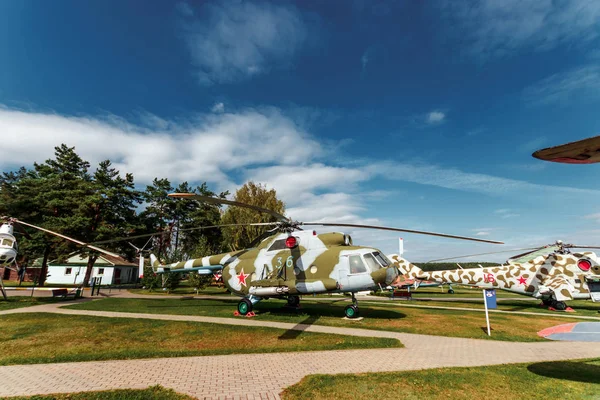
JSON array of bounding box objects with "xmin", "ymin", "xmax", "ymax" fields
[
  {"xmin": 0, "ymin": 247, "xmax": 16, "ymax": 265},
  {"xmin": 385, "ymin": 265, "xmax": 401, "ymax": 285}
]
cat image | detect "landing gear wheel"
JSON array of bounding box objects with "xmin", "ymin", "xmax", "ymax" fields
[
  {"xmin": 552, "ymin": 300, "xmax": 567, "ymax": 311},
  {"xmin": 542, "ymin": 298, "xmax": 553, "ymax": 306},
  {"xmin": 238, "ymin": 298, "xmax": 253, "ymax": 315},
  {"xmin": 287, "ymin": 295, "xmax": 300, "ymax": 307},
  {"xmin": 344, "ymin": 304, "xmax": 359, "ymax": 319},
  {"xmin": 448, "ymin": 289, "xmax": 455, "ymax": 294}
]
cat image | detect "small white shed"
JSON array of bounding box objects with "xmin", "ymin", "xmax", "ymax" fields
[{"xmin": 46, "ymin": 253, "xmax": 138, "ymax": 285}]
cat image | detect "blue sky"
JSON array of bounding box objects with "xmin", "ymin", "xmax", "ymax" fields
[{"xmin": 2, "ymin": 0, "xmax": 600, "ymax": 261}]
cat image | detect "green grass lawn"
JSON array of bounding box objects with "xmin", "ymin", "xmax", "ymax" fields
[
  {"xmin": 0, "ymin": 312, "xmax": 400, "ymax": 366},
  {"xmin": 2, "ymin": 385, "xmax": 193, "ymax": 400},
  {"xmin": 282, "ymin": 359, "xmax": 600, "ymax": 400},
  {"xmin": 128, "ymin": 284, "xmax": 230, "ymax": 296},
  {"xmin": 64, "ymin": 297, "xmax": 589, "ymax": 342},
  {"xmin": 0, "ymin": 297, "xmax": 63, "ymax": 311},
  {"xmin": 409, "ymin": 286, "xmax": 527, "ymax": 298},
  {"xmin": 402, "ymin": 297, "xmax": 600, "ymax": 318}
]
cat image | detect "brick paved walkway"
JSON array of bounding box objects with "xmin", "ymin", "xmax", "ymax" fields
[{"xmin": 1, "ymin": 300, "xmax": 600, "ymax": 399}]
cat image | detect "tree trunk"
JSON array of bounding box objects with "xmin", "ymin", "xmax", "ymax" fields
[
  {"xmin": 38, "ymin": 245, "xmax": 52, "ymax": 286},
  {"xmin": 82, "ymin": 254, "xmax": 99, "ymax": 287}
]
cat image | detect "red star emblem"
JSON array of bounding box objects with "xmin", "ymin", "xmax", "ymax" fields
[
  {"xmin": 237, "ymin": 269, "xmax": 250, "ymax": 287},
  {"xmin": 518, "ymin": 276, "xmax": 527, "ymax": 285}
]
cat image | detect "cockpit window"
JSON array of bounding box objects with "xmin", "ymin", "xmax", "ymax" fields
[
  {"xmin": 363, "ymin": 253, "xmax": 381, "ymax": 271},
  {"xmin": 0, "ymin": 239, "xmax": 13, "ymax": 247},
  {"xmin": 373, "ymin": 252, "xmax": 391, "ymax": 267},
  {"xmin": 268, "ymin": 239, "xmax": 287, "ymax": 252},
  {"xmin": 349, "ymin": 255, "xmax": 367, "ymax": 274}
]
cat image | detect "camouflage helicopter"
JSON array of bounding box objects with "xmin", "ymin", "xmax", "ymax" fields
[
  {"xmin": 139, "ymin": 193, "xmax": 503, "ymax": 318},
  {"xmin": 392, "ymin": 241, "xmax": 600, "ymax": 311}
]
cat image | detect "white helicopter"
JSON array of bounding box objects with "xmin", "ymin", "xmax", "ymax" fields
[
  {"xmin": 0, "ymin": 217, "xmax": 125, "ymax": 298},
  {"xmin": 0, "ymin": 221, "xmax": 17, "ymax": 267}
]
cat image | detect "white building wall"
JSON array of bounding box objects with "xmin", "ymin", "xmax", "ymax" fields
[{"xmin": 46, "ymin": 266, "xmax": 115, "ymax": 285}]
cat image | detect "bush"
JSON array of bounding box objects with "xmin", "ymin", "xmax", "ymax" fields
[
  {"xmin": 187, "ymin": 272, "xmax": 214, "ymax": 292},
  {"xmin": 141, "ymin": 267, "xmax": 161, "ymax": 291}
]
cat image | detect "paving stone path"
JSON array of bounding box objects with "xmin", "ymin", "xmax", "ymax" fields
[{"xmin": 1, "ymin": 299, "xmax": 600, "ymax": 399}]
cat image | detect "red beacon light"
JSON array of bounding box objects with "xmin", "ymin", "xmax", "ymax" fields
[
  {"xmin": 577, "ymin": 259, "xmax": 592, "ymax": 272},
  {"xmin": 285, "ymin": 236, "xmax": 298, "ymax": 248}
]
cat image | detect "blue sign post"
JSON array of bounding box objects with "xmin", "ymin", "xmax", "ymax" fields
[
  {"xmin": 483, "ymin": 289, "xmax": 497, "ymax": 336},
  {"xmin": 485, "ymin": 289, "xmax": 497, "ymax": 309}
]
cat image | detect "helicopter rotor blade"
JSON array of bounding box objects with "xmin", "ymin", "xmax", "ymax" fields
[
  {"xmin": 12, "ymin": 219, "xmax": 121, "ymax": 258},
  {"xmin": 88, "ymin": 222, "xmax": 280, "ymax": 246},
  {"xmin": 168, "ymin": 193, "xmax": 289, "ymax": 222},
  {"xmin": 427, "ymin": 247, "xmax": 540, "ymax": 263},
  {"xmin": 300, "ymin": 222, "xmax": 503, "ymax": 244},
  {"xmin": 566, "ymin": 245, "xmax": 600, "ymax": 249}
]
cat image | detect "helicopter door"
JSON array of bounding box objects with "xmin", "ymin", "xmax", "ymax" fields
[
  {"xmin": 338, "ymin": 256, "xmax": 351, "ymax": 290},
  {"xmin": 586, "ymin": 277, "xmax": 600, "ymax": 302}
]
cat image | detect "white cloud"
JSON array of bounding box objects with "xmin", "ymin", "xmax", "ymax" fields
[
  {"xmin": 0, "ymin": 106, "xmax": 320, "ymax": 191},
  {"xmin": 376, "ymin": 162, "xmax": 600, "ymax": 199},
  {"xmin": 494, "ymin": 209, "xmax": 520, "ymax": 219},
  {"xmin": 440, "ymin": 0, "xmax": 600, "ymax": 58},
  {"xmin": 181, "ymin": 1, "xmax": 307, "ymax": 85},
  {"xmin": 585, "ymin": 213, "xmax": 600, "ymax": 223},
  {"xmin": 248, "ymin": 164, "xmax": 370, "ymax": 202},
  {"xmin": 211, "ymin": 102, "xmax": 225, "ymax": 113},
  {"xmin": 286, "ymin": 192, "xmax": 374, "ymax": 223},
  {"xmin": 475, "ymin": 231, "xmax": 490, "ymax": 236},
  {"xmin": 4, "ymin": 105, "xmax": 600, "ymax": 260},
  {"xmin": 426, "ymin": 111, "xmax": 445, "ymax": 124},
  {"xmin": 523, "ymin": 65, "xmax": 600, "ymax": 106}
]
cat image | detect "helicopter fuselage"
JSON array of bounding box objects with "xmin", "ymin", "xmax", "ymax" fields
[
  {"xmin": 156, "ymin": 230, "xmax": 399, "ymax": 297},
  {"xmin": 393, "ymin": 251, "xmax": 600, "ymax": 302},
  {"xmin": 0, "ymin": 224, "xmax": 17, "ymax": 267}
]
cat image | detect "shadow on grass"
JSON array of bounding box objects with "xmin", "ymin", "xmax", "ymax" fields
[
  {"xmin": 258, "ymin": 301, "xmax": 407, "ymax": 321},
  {"xmin": 147, "ymin": 298, "xmax": 238, "ymax": 309},
  {"xmin": 278, "ymin": 314, "xmax": 321, "ymax": 340},
  {"xmin": 527, "ymin": 360, "xmax": 600, "ymax": 384}
]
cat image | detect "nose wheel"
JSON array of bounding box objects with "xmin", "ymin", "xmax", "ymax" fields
[
  {"xmin": 344, "ymin": 292, "xmax": 360, "ymax": 319},
  {"xmin": 237, "ymin": 298, "xmax": 253, "ymax": 315},
  {"xmin": 287, "ymin": 295, "xmax": 300, "ymax": 308}
]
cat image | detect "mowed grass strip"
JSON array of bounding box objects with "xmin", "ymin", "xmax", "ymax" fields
[
  {"xmin": 281, "ymin": 359, "xmax": 600, "ymax": 400},
  {"xmin": 2, "ymin": 385, "xmax": 193, "ymax": 400},
  {"xmin": 399, "ymin": 297, "xmax": 600, "ymax": 318},
  {"xmin": 0, "ymin": 313, "xmax": 400, "ymax": 366},
  {"xmin": 0, "ymin": 297, "xmax": 63, "ymax": 311},
  {"xmin": 65, "ymin": 297, "xmax": 580, "ymax": 341}
]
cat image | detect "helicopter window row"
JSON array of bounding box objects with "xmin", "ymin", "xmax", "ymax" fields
[
  {"xmin": 1, "ymin": 238, "xmax": 14, "ymax": 247},
  {"xmin": 363, "ymin": 253, "xmax": 381, "ymax": 271},
  {"xmin": 349, "ymin": 255, "xmax": 367, "ymax": 274},
  {"xmin": 373, "ymin": 252, "xmax": 392, "ymax": 267}
]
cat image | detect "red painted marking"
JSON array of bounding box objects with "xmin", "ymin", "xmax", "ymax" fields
[
  {"xmin": 237, "ymin": 269, "xmax": 249, "ymax": 287},
  {"xmin": 518, "ymin": 276, "xmax": 527, "ymax": 285},
  {"xmin": 538, "ymin": 323, "xmax": 577, "ymax": 338}
]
